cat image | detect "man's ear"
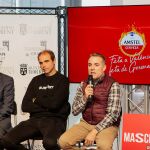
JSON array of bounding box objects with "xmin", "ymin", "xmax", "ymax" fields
[
  {"xmin": 53, "ymin": 58, "xmax": 56, "ymax": 65},
  {"xmin": 103, "ymin": 64, "xmax": 106, "ymax": 71}
]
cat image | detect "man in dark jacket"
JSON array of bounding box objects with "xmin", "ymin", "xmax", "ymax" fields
[
  {"xmin": 0, "ymin": 50, "xmax": 70, "ymax": 150},
  {"xmin": 59, "ymin": 53, "xmax": 122, "ymax": 150},
  {"xmin": 0, "ymin": 73, "xmax": 15, "ymax": 139}
]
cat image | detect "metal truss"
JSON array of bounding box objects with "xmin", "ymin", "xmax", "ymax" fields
[
  {"xmin": 0, "ymin": 7, "xmax": 57, "ymax": 15},
  {"xmin": 56, "ymin": 6, "xmax": 67, "ymax": 75},
  {"xmin": 122, "ymin": 85, "xmax": 150, "ymax": 114},
  {"xmin": 0, "ymin": 6, "xmax": 67, "ymax": 75},
  {"xmin": 118, "ymin": 84, "xmax": 150, "ymax": 150}
]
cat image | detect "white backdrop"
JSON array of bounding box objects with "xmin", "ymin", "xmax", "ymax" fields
[{"xmin": 0, "ymin": 14, "xmax": 58, "ymax": 149}]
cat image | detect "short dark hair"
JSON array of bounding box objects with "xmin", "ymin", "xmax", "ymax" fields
[
  {"xmin": 38, "ymin": 50, "xmax": 55, "ymax": 61},
  {"xmin": 89, "ymin": 53, "xmax": 106, "ymax": 64}
]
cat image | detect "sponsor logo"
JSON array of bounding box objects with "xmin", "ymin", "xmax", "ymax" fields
[
  {"xmin": 40, "ymin": 40, "xmax": 47, "ymax": 49},
  {"xmin": 20, "ymin": 64, "xmax": 42, "ymax": 75},
  {"xmin": 0, "ymin": 40, "xmax": 10, "ymax": 63},
  {"xmin": 3, "ymin": 40, "xmax": 9, "ymax": 51},
  {"xmin": 124, "ymin": 132, "xmax": 150, "ymax": 143},
  {"xmin": 0, "ymin": 52, "xmax": 5, "ymax": 63},
  {"xmin": 28, "ymin": 66, "xmax": 42, "ymax": 75},
  {"xmin": 24, "ymin": 41, "xmax": 47, "ymax": 60},
  {"xmin": 0, "ymin": 26, "xmax": 14, "ymax": 35},
  {"xmin": 20, "ymin": 64, "xmax": 28, "ymax": 75},
  {"xmin": 19, "ymin": 24, "xmax": 27, "ymax": 35},
  {"xmin": 39, "ymin": 85, "xmax": 54, "ymax": 90},
  {"xmin": 119, "ymin": 26, "xmax": 146, "ymax": 57}
]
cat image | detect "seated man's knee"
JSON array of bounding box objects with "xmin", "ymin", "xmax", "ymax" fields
[
  {"xmin": 1, "ymin": 135, "xmax": 13, "ymax": 146},
  {"xmin": 43, "ymin": 138, "xmax": 59, "ymax": 150},
  {"xmin": 58, "ymin": 135, "xmax": 72, "ymax": 149},
  {"xmin": 1, "ymin": 135, "xmax": 19, "ymax": 149},
  {"xmin": 97, "ymin": 141, "xmax": 112, "ymax": 150}
]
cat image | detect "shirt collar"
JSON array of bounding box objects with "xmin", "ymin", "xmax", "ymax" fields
[{"xmin": 93, "ymin": 73, "xmax": 105, "ymax": 86}]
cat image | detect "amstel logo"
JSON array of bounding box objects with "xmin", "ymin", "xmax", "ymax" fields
[{"xmin": 119, "ymin": 26, "xmax": 146, "ymax": 57}]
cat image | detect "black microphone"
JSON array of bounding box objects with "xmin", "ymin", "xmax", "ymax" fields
[{"xmin": 87, "ymin": 75, "xmax": 94, "ymax": 103}]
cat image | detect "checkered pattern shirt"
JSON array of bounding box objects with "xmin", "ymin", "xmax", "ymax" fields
[{"xmin": 72, "ymin": 79, "xmax": 121, "ymax": 132}]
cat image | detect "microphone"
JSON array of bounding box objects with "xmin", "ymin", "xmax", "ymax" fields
[{"xmin": 87, "ymin": 75, "xmax": 94, "ymax": 103}]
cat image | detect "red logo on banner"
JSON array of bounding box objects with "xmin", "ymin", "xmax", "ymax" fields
[
  {"xmin": 122, "ymin": 114, "xmax": 150, "ymax": 150},
  {"xmin": 119, "ymin": 26, "xmax": 146, "ymax": 57}
]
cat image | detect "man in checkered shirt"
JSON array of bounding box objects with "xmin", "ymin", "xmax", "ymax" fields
[{"xmin": 59, "ymin": 52, "xmax": 122, "ymax": 150}]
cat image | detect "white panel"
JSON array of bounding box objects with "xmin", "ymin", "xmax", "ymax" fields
[
  {"xmin": 111, "ymin": 0, "xmax": 150, "ymax": 5},
  {"xmin": 110, "ymin": 0, "xmax": 123, "ymax": 5},
  {"xmin": 82, "ymin": 0, "xmax": 110, "ymax": 6},
  {"xmin": 0, "ymin": 14, "xmax": 58, "ymax": 124},
  {"xmin": 123, "ymin": 0, "xmax": 150, "ymax": 5}
]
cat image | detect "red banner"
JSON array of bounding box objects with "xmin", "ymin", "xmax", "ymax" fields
[
  {"xmin": 122, "ymin": 114, "xmax": 150, "ymax": 150},
  {"xmin": 68, "ymin": 6, "xmax": 150, "ymax": 84}
]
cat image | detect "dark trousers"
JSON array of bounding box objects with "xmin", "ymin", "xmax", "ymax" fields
[
  {"xmin": 0, "ymin": 117, "xmax": 12, "ymax": 150},
  {"xmin": 0, "ymin": 117, "xmax": 12, "ymax": 139},
  {"xmin": 0, "ymin": 117, "xmax": 66, "ymax": 150}
]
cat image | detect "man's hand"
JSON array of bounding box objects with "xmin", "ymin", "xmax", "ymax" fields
[
  {"xmin": 84, "ymin": 129, "xmax": 98, "ymax": 146},
  {"xmin": 84, "ymin": 84, "xmax": 94, "ymax": 100}
]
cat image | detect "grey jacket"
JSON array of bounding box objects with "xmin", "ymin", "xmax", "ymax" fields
[{"xmin": 0, "ymin": 73, "xmax": 15, "ymax": 137}]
